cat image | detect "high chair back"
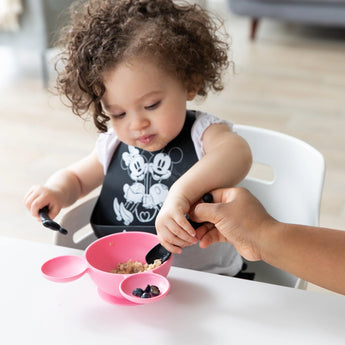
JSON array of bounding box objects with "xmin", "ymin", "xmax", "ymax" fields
[
  {"xmin": 54, "ymin": 197, "xmax": 98, "ymax": 250},
  {"xmin": 233, "ymin": 124, "xmax": 325, "ymax": 288}
]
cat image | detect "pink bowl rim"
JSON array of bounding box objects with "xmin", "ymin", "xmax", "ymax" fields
[{"xmin": 84, "ymin": 232, "xmax": 172, "ymax": 276}]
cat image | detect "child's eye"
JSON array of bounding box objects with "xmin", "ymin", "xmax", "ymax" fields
[
  {"xmin": 111, "ymin": 112, "xmax": 126, "ymax": 119},
  {"xmin": 145, "ymin": 101, "xmax": 161, "ymax": 110}
]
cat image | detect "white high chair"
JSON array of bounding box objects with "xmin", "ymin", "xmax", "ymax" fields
[
  {"xmin": 54, "ymin": 196, "xmax": 98, "ymax": 250},
  {"xmin": 233, "ymin": 124, "xmax": 325, "ymax": 288},
  {"xmin": 54, "ymin": 125, "xmax": 325, "ymax": 289}
]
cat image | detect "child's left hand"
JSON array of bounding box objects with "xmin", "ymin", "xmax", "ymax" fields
[{"xmin": 155, "ymin": 193, "xmax": 198, "ymax": 254}]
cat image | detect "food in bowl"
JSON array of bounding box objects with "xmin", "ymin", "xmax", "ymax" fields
[
  {"xmin": 110, "ymin": 259, "xmax": 162, "ymax": 274},
  {"xmin": 132, "ymin": 284, "xmax": 161, "ymax": 298}
]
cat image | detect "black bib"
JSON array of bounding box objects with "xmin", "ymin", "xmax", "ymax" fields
[{"xmin": 91, "ymin": 111, "xmax": 199, "ymax": 237}]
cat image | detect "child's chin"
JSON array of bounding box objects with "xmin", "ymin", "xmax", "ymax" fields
[
  {"xmin": 143, "ymin": 144, "xmax": 164, "ymax": 152},
  {"xmin": 138, "ymin": 139, "xmax": 167, "ymax": 152}
]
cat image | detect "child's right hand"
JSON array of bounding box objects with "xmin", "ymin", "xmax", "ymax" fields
[
  {"xmin": 24, "ymin": 185, "xmax": 64, "ymax": 221},
  {"xmin": 155, "ymin": 192, "xmax": 198, "ymax": 254}
]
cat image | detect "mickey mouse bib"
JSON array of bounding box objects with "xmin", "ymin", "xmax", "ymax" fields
[{"xmin": 91, "ymin": 111, "xmax": 198, "ymax": 237}]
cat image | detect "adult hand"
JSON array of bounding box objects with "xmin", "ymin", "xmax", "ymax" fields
[
  {"xmin": 191, "ymin": 187, "xmax": 277, "ymax": 261},
  {"xmin": 192, "ymin": 187, "xmax": 345, "ymax": 296}
]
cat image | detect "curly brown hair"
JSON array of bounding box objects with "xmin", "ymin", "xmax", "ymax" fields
[{"xmin": 56, "ymin": 0, "xmax": 231, "ymax": 132}]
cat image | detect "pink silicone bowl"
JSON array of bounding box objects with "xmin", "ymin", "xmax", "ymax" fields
[{"xmin": 41, "ymin": 232, "xmax": 172, "ymax": 305}]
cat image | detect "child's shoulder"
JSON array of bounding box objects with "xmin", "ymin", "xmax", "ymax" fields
[
  {"xmin": 96, "ymin": 128, "xmax": 121, "ymax": 171},
  {"xmin": 190, "ymin": 111, "xmax": 233, "ymax": 159},
  {"xmin": 192, "ymin": 110, "xmax": 233, "ymax": 134},
  {"xmin": 96, "ymin": 127, "xmax": 118, "ymax": 145}
]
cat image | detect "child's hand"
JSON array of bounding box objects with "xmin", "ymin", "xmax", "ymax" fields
[
  {"xmin": 155, "ymin": 194, "xmax": 198, "ymax": 254},
  {"xmin": 24, "ymin": 185, "xmax": 64, "ymax": 221}
]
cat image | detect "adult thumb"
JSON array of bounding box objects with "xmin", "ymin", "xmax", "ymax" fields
[{"xmin": 191, "ymin": 202, "xmax": 220, "ymax": 224}]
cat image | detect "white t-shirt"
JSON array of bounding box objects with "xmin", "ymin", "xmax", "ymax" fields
[{"xmin": 95, "ymin": 110, "xmax": 243, "ymax": 276}]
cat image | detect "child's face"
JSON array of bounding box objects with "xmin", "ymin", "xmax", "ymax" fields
[{"xmin": 101, "ymin": 58, "xmax": 196, "ymax": 152}]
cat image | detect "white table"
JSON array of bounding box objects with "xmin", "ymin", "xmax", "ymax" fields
[{"xmin": 1, "ymin": 236, "xmax": 345, "ymax": 345}]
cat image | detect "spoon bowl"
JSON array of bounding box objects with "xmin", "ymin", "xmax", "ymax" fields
[{"xmin": 145, "ymin": 244, "xmax": 171, "ymax": 265}]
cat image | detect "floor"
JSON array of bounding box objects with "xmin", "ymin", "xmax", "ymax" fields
[{"xmin": 1, "ymin": 1, "xmax": 344, "ymax": 293}]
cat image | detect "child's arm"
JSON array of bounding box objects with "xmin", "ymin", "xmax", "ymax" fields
[
  {"xmin": 24, "ymin": 149, "xmax": 104, "ymax": 221},
  {"xmin": 155, "ymin": 123, "xmax": 252, "ymax": 253}
]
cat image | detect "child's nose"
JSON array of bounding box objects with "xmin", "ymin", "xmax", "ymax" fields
[{"xmin": 130, "ymin": 114, "xmax": 150, "ymax": 131}]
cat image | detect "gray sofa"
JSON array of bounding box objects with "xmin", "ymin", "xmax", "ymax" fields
[
  {"xmin": 0, "ymin": 0, "xmax": 77, "ymax": 87},
  {"xmin": 227, "ymin": 0, "xmax": 345, "ymax": 39}
]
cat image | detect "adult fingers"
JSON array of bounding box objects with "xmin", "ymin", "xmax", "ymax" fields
[{"xmin": 190, "ymin": 202, "xmax": 222, "ymax": 225}]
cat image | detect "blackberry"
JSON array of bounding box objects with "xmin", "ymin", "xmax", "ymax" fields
[
  {"xmin": 150, "ymin": 285, "xmax": 160, "ymax": 296},
  {"xmin": 132, "ymin": 288, "xmax": 144, "ymax": 297},
  {"xmin": 141, "ymin": 292, "xmax": 151, "ymax": 299}
]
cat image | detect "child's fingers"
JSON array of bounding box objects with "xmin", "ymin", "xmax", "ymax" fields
[
  {"xmin": 176, "ymin": 214, "xmax": 197, "ymax": 238},
  {"xmin": 159, "ymin": 237, "xmax": 195, "ymax": 254},
  {"xmin": 31, "ymin": 196, "xmax": 49, "ymax": 219},
  {"xmin": 23, "ymin": 192, "xmax": 34, "ymax": 212},
  {"xmin": 170, "ymin": 220, "xmax": 197, "ymax": 244},
  {"xmin": 23, "ymin": 189, "xmax": 33, "ymax": 205},
  {"xmin": 157, "ymin": 227, "xmax": 197, "ymax": 254},
  {"xmin": 45, "ymin": 204, "xmax": 61, "ymax": 220},
  {"xmin": 161, "ymin": 242, "xmax": 182, "ymax": 254},
  {"xmin": 159, "ymin": 217, "xmax": 195, "ymax": 243},
  {"xmin": 23, "ymin": 187, "xmax": 39, "ymax": 209},
  {"xmin": 31, "ymin": 194, "xmax": 58, "ymax": 219},
  {"xmin": 157, "ymin": 232, "xmax": 183, "ymax": 254},
  {"xmin": 24, "ymin": 186, "xmax": 47, "ymax": 216}
]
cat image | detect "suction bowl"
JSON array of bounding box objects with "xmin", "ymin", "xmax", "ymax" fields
[{"xmin": 41, "ymin": 232, "xmax": 173, "ymax": 304}]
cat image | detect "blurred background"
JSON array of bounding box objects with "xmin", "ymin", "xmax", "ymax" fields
[{"xmin": 1, "ymin": 0, "xmax": 344, "ymax": 286}]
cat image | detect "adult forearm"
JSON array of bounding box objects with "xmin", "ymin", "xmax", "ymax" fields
[{"xmin": 262, "ymin": 223, "xmax": 345, "ymax": 295}]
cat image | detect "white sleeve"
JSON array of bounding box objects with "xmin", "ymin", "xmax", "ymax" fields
[
  {"xmin": 191, "ymin": 111, "xmax": 233, "ymax": 160},
  {"xmin": 95, "ymin": 128, "xmax": 121, "ymax": 174}
]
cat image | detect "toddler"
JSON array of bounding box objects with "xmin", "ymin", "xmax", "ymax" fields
[{"xmin": 24, "ymin": 0, "xmax": 252, "ymax": 276}]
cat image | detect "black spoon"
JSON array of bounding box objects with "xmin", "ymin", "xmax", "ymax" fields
[
  {"xmin": 39, "ymin": 206, "xmax": 68, "ymax": 235},
  {"xmin": 145, "ymin": 193, "xmax": 213, "ymax": 265}
]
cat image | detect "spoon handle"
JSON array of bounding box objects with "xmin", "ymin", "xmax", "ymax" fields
[
  {"xmin": 202, "ymin": 192, "xmax": 213, "ymax": 203},
  {"xmin": 39, "ymin": 206, "xmax": 68, "ymax": 235},
  {"xmin": 187, "ymin": 193, "xmax": 213, "ymax": 229}
]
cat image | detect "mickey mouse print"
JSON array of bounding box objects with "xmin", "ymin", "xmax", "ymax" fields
[{"xmin": 113, "ymin": 146, "xmax": 183, "ymax": 225}]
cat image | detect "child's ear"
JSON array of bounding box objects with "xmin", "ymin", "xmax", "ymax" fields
[
  {"xmin": 187, "ymin": 88, "xmax": 198, "ymax": 101},
  {"xmin": 187, "ymin": 74, "xmax": 201, "ymax": 100}
]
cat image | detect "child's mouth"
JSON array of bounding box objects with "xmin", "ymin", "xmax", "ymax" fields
[{"xmin": 138, "ymin": 134, "xmax": 155, "ymax": 145}]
